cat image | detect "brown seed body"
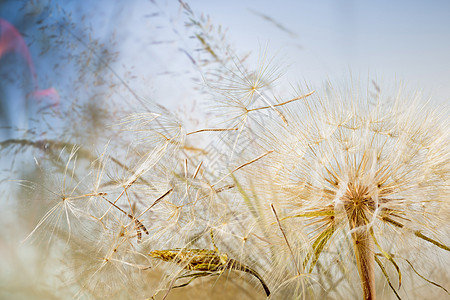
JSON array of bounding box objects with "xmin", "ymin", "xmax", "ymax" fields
[{"xmin": 149, "ymin": 249, "xmax": 271, "ymax": 296}]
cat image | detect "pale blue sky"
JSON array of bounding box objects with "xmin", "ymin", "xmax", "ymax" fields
[
  {"xmin": 187, "ymin": 0, "xmax": 450, "ymax": 102},
  {"xmin": 1, "ymin": 0, "xmax": 449, "ymax": 131}
]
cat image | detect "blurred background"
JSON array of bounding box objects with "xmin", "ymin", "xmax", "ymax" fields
[
  {"xmin": 0, "ymin": 0, "xmax": 449, "ymax": 298},
  {"xmin": 1, "ymin": 0, "xmax": 449, "ymax": 136}
]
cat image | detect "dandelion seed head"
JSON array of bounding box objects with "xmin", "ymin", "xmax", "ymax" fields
[
  {"xmin": 228, "ymin": 78, "xmax": 449, "ymax": 297},
  {"xmin": 247, "ymin": 81, "xmax": 447, "ymax": 219}
]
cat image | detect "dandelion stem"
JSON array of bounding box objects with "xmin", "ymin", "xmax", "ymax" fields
[
  {"xmin": 254, "ymin": 89, "xmax": 288, "ymax": 124},
  {"xmin": 271, "ymin": 204, "xmax": 302, "ymax": 276},
  {"xmin": 213, "ymin": 150, "xmax": 273, "ymax": 187},
  {"xmin": 186, "ymin": 128, "xmax": 239, "ymax": 135},
  {"xmin": 247, "ymin": 90, "xmax": 315, "ymax": 112},
  {"xmin": 346, "ymin": 209, "xmax": 376, "ymax": 300}
]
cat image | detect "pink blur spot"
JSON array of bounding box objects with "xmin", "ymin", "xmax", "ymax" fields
[
  {"xmin": 30, "ymin": 87, "xmax": 60, "ymax": 107},
  {"xmin": 0, "ymin": 18, "xmax": 59, "ymax": 109},
  {"xmin": 0, "ymin": 18, "xmax": 37, "ymax": 86}
]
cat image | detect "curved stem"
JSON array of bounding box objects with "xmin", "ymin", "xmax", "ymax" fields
[{"xmin": 227, "ymin": 258, "xmax": 271, "ymax": 297}]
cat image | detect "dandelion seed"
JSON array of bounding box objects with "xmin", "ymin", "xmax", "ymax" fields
[
  {"xmin": 22, "ymin": 146, "xmax": 98, "ymax": 244},
  {"xmin": 69, "ymin": 214, "xmax": 153, "ymax": 299}
]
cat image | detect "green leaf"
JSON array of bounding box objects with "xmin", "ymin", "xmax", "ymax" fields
[
  {"xmin": 231, "ymin": 174, "xmax": 259, "ymax": 220},
  {"xmin": 304, "ymin": 224, "xmax": 335, "ymax": 273},
  {"xmin": 371, "ymin": 231, "xmax": 402, "ymax": 288},
  {"xmin": 383, "ymin": 217, "xmax": 450, "ymax": 252},
  {"xmin": 375, "ymin": 255, "xmax": 402, "ymax": 300}
]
